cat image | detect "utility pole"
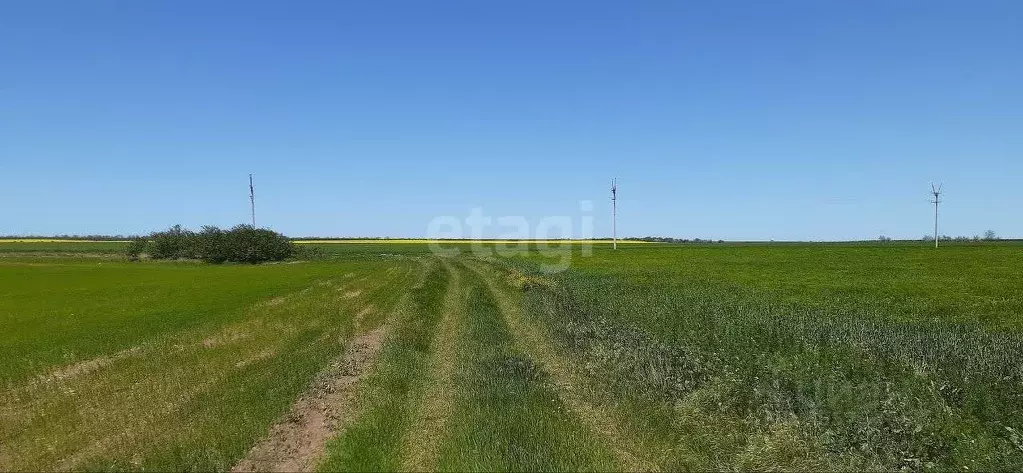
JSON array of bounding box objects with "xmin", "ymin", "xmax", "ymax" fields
[
  {"xmin": 249, "ymin": 174, "xmax": 256, "ymax": 227},
  {"xmin": 930, "ymin": 183, "xmax": 942, "ymax": 248},
  {"xmin": 611, "ymin": 178, "xmax": 617, "ymax": 250}
]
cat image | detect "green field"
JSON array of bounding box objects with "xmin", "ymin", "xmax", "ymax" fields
[{"xmin": 2, "ymin": 241, "xmax": 1022, "ymax": 471}]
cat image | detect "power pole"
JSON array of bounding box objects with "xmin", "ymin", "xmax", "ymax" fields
[
  {"xmin": 611, "ymin": 178, "xmax": 617, "ymax": 250},
  {"xmin": 930, "ymin": 183, "xmax": 942, "ymax": 248},
  {"xmin": 249, "ymin": 174, "xmax": 256, "ymax": 227}
]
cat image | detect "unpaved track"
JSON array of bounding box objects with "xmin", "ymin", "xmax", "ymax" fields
[
  {"xmin": 232, "ymin": 325, "xmax": 389, "ymax": 472},
  {"xmin": 399, "ymin": 259, "xmax": 466, "ymax": 472},
  {"xmin": 468, "ymin": 260, "xmax": 657, "ymax": 472}
]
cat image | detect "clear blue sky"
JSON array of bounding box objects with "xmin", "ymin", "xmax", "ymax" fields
[{"xmin": 2, "ymin": 1, "xmax": 1020, "ymax": 240}]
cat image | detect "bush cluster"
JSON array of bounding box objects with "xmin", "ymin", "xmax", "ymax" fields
[{"xmin": 127, "ymin": 224, "xmax": 294, "ymax": 263}]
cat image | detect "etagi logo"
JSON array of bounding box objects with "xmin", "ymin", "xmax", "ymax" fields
[{"xmin": 426, "ymin": 201, "xmax": 594, "ymax": 273}]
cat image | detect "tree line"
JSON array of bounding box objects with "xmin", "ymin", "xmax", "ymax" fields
[{"xmin": 915, "ymin": 229, "xmax": 1000, "ymax": 242}]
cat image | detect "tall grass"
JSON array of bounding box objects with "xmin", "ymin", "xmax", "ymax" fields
[
  {"xmin": 435, "ymin": 279, "xmax": 617, "ymax": 471},
  {"xmin": 507, "ymin": 244, "xmax": 1023, "ymax": 470}
]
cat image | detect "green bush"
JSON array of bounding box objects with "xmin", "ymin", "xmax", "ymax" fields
[
  {"xmin": 144, "ymin": 224, "xmax": 293, "ymax": 264},
  {"xmin": 148, "ymin": 225, "xmax": 196, "ymax": 260},
  {"xmin": 194, "ymin": 225, "xmax": 228, "ymax": 263},
  {"xmin": 222, "ymin": 225, "xmax": 294, "ymax": 264},
  {"xmin": 125, "ymin": 237, "xmax": 148, "ymax": 260}
]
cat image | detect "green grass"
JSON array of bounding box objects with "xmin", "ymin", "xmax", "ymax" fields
[
  {"xmin": 0, "ymin": 241, "xmax": 127, "ymax": 254},
  {"xmin": 4, "ymin": 241, "xmax": 1023, "ymax": 471},
  {"xmin": 434, "ymin": 269, "xmax": 617, "ymax": 471},
  {"xmin": 0, "ymin": 258, "xmax": 372, "ymax": 384},
  {"xmin": 320, "ymin": 261, "xmax": 618, "ymax": 471},
  {"xmin": 318, "ymin": 260, "xmax": 450, "ymax": 472},
  {"xmin": 505, "ymin": 243, "xmax": 1023, "ymax": 470},
  {"xmin": 0, "ymin": 255, "xmax": 420, "ymax": 470}
]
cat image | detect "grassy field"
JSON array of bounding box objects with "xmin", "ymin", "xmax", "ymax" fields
[
  {"xmin": 0, "ymin": 253, "xmax": 420, "ymax": 470},
  {"xmin": 0, "ymin": 240, "xmax": 127, "ymax": 255},
  {"xmin": 2, "ymin": 240, "xmax": 1022, "ymax": 471},
  {"xmin": 504, "ymin": 243, "xmax": 1023, "ymax": 470}
]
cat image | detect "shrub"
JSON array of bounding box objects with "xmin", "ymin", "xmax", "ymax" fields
[
  {"xmin": 194, "ymin": 225, "xmax": 228, "ymax": 263},
  {"xmin": 222, "ymin": 225, "xmax": 294, "ymax": 264},
  {"xmin": 144, "ymin": 224, "xmax": 294, "ymax": 264},
  {"xmin": 125, "ymin": 237, "xmax": 148, "ymax": 260},
  {"xmin": 148, "ymin": 225, "xmax": 196, "ymax": 260}
]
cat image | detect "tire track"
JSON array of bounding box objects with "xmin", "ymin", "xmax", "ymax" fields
[
  {"xmin": 232, "ymin": 268, "xmax": 419, "ymax": 472},
  {"xmin": 231, "ymin": 325, "xmax": 389, "ymax": 473},
  {"xmin": 467, "ymin": 260, "xmax": 658, "ymax": 472},
  {"xmin": 398, "ymin": 259, "xmax": 466, "ymax": 472}
]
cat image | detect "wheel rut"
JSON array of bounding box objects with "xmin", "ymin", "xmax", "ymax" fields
[
  {"xmin": 398, "ymin": 259, "xmax": 466, "ymax": 472},
  {"xmin": 468, "ymin": 260, "xmax": 658, "ymax": 472},
  {"xmin": 232, "ymin": 326, "xmax": 389, "ymax": 472}
]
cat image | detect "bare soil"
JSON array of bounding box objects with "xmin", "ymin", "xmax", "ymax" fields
[{"xmin": 232, "ymin": 325, "xmax": 389, "ymax": 472}]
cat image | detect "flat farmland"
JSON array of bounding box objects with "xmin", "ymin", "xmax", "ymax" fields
[
  {"xmin": 0, "ymin": 253, "xmax": 418, "ymax": 470},
  {"xmin": 2, "ymin": 241, "xmax": 1022, "ymax": 471}
]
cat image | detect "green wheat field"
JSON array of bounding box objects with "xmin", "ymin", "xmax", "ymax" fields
[{"xmin": 2, "ymin": 240, "xmax": 1022, "ymax": 471}]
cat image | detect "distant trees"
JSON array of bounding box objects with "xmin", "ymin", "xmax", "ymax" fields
[
  {"xmin": 0, "ymin": 234, "xmax": 127, "ymax": 241},
  {"xmin": 626, "ymin": 236, "xmax": 725, "ymax": 243},
  {"xmin": 127, "ymin": 224, "xmax": 294, "ymax": 264},
  {"xmin": 878, "ymin": 235, "xmax": 892, "ymax": 242},
  {"xmin": 920, "ymin": 230, "xmax": 1001, "ymax": 243}
]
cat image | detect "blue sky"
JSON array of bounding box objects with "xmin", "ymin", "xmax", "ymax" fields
[{"xmin": 2, "ymin": 1, "xmax": 1020, "ymax": 240}]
